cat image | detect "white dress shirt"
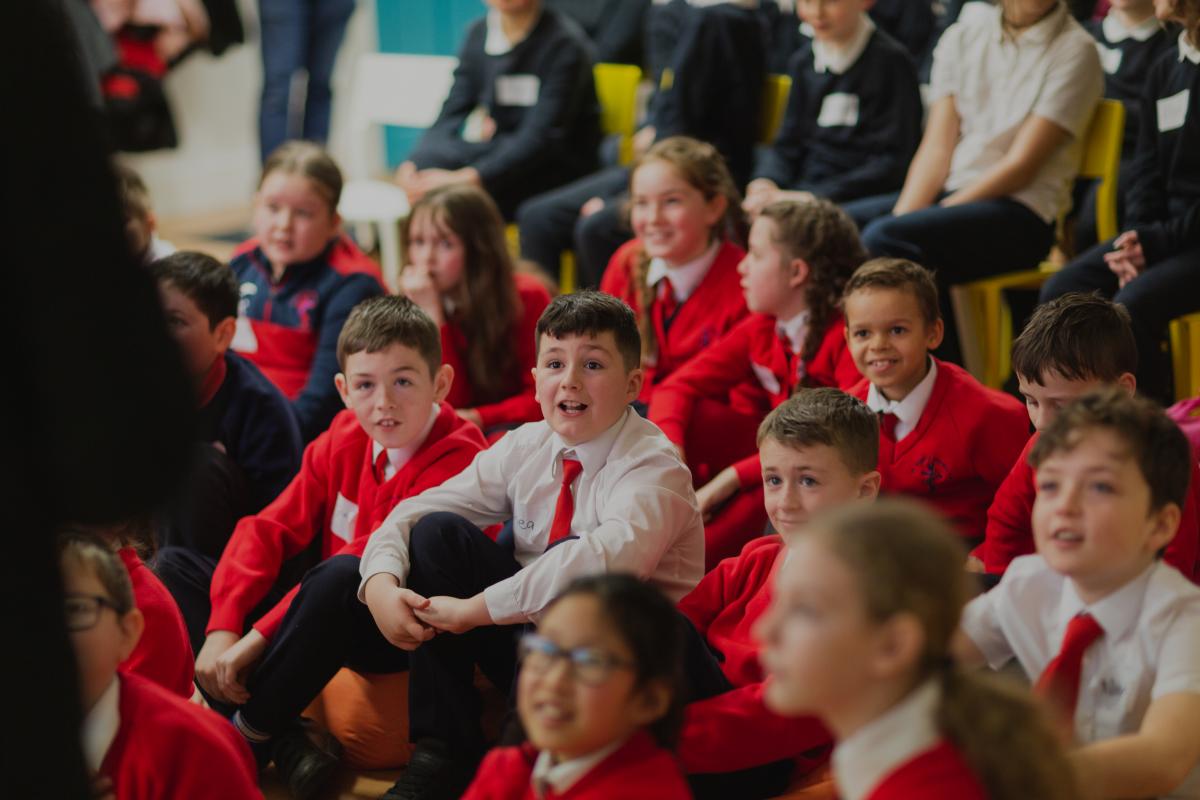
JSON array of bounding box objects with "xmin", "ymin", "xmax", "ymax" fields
[
  {"xmin": 1181, "ymin": 30, "xmax": 1200, "ymax": 65},
  {"xmin": 776, "ymin": 309, "xmax": 811, "ymax": 357},
  {"xmin": 812, "ymin": 14, "xmax": 876, "ymax": 75},
  {"xmin": 530, "ymin": 739, "xmax": 625, "ymax": 798},
  {"xmin": 645, "ymin": 239, "xmax": 721, "ymax": 305},
  {"xmin": 81, "ymin": 677, "xmax": 121, "ymax": 773},
  {"xmin": 962, "ymin": 556, "xmax": 1200, "ymax": 798},
  {"xmin": 370, "ymin": 402, "xmax": 440, "ymax": 482},
  {"xmin": 359, "ymin": 408, "xmax": 704, "ymax": 624},
  {"xmin": 865, "ymin": 357, "xmax": 938, "ymax": 442}
]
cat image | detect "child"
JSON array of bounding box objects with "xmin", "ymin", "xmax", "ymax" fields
[
  {"xmin": 677, "ymin": 389, "xmax": 881, "ymax": 799},
  {"xmin": 743, "ymin": 0, "xmax": 923, "ymax": 215},
  {"xmin": 152, "ymin": 251, "xmax": 303, "ymax": 558},
  {"xmin": 651, "ymin": 199, "xmax": 866, "ymax": 567},
  {"xmin": 757, "ymin": 500, "xmax": 1080, "ymax": 800},
  {"xmin": 978, "ymin": 292, "xmax": 1200, "ymax": 579},
  {"xmin": 600, "ymin": 137, "xmax": 749, "ymax": 406},
  {"xmin": 463, "ymin": 574, "xmax": 692, "ymax": 800},
  {"xmin": 360, "ymin": 291, "xmax": 704, "ymax": 800},
  {"xmin": 395, "ymin": 0, "xmax": 602, "ymax": 220},
  {"xmin": 399, "ymin": 184, "xmax": 552, "ymax": 433},
  {"xmin": 957, "ymin": 389, "xmax": 1200, "ymax": 797},
  {"xmin": 1041, "ymin": 0, "xmax": 1200, "ymax": 402},
  {"xmin": 115, "ymin": 161, "xmax": 174, "ymax": 265},
  {"xmin": 844, "ymin": 258, "xmax": 1031, "ymax": 547},
  {"xmin": 61, "ymin": 532, "xmax": 259, "ymax": 799},
  {"xmin": 230, "ymin": 141, "xmax": 385, "ymax": 441}
]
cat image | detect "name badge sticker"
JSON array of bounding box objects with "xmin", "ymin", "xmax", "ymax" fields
[
  {"xmin": 330, "ymin": 493, "xmax": 359, "ymax": 543},
  {"xmin": 495, "ymin": 74, "xmax": 540, "ymax": 107},
  {"xmin": 1157, "ymin": 89, "xmax": 1190, "ymax": 132},
  {"xmin": 817, "ymin": 92, "xmax": 860, "ymax": 128}
]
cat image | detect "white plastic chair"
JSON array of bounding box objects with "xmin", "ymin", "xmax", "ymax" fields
[{"xmin": 340, "ymin": 52, "xmax": 457, "ymax": 291}]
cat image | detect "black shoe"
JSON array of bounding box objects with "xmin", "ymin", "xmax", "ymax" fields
[
  {"xmin": 271, "ymin": 718, "xmax": 344, "ymax": 800},
  {"xmin": 380, "ymin": 739, "xmax": 476, "ymax": 800}
]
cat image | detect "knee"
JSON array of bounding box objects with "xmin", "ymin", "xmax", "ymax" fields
[
  {"xmin": 408, "ymin": 513, "xmax": 476, "ymax": 564},
  {"xmin": 299, "ymin": 554, "xmax": 363, "ymax": 602}
]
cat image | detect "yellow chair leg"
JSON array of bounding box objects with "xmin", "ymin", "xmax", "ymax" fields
[{"xmin": 559, "ymin": 251, "xmax": 577, "ymax": 295}]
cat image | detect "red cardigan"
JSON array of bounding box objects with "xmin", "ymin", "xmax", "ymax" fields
[
  {"xmin": 849, "ymin": 359, "xmax": 1030, "ymax": 541},
  {"xmin": 461, "ymin": 731, "xmax": 692, "ymax": 800},
  {"xmin": 676, "ymin": 536, "xmax": 830, "ymax": 774},
  {"xmin": 863, "ymin": 740, "xmax": 986, "ymax": 800},
  {"xmin": 100, "ymin": 672, "xmax": 259, "ymax": 799},
  {"xmin": 119, "ymin": 548, "xmax": 194, "ymax": 699},
  {"xmin": 600, "ymin": 239, "xmax": 748, "ymax": 402},
  {"xmin": 207, "ymin": 402, "xmax": 486, "ymax": 639},
  {"xmin": 442, "ymin": 272, "xmax": 551, "ymax": 428}
]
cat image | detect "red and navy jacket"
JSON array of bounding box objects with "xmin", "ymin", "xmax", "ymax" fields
[
  {"xmin": 849, "ymin": 359, "xmax": 1030, "ymax": 543},
  {"xmin": 207, "ymin": 402, "xmax": 486, "ymax": 640},
  {"xmin": 442, "ymin": 272, "xmax": 551, "ymax": 429},
  {"xmin": 461, "ymin": 731, "xmax": 692, "ymax": 800},
  {"xmin": 230, "ymin": 234, "xmax": 384, "ymax": 441},
  {"xmin": 119, "ymin": 548, "xmax": 194, "ymax": 699},
  {"xmin": 600, "ymin": 239, "xmax": 749, "ymax": 404},
  {"xmin": 100, "ymin": 672, "xmax": 259, "ymax": 800},
  {"xmin": 676, "ymin": 535, "xmax": 831, "ymax": 775},
  {"xmin": 862, "ymin": 741, "xmax": 986, "ymax": 800}
]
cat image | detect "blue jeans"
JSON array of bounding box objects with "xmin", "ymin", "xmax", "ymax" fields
[{"xmin": 258, "ymin": 0, "xmax": 355, "ymax": 162}]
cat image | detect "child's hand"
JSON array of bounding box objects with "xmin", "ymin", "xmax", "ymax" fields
[
  {"xmin": 1104, "ymin": 231, "xmax": 1146, "ymax": 288},
  {"xmin": 394, "ymin": 161, "xmax": 420, "ymax": 199},
  {"xmin": 695, "ymin": 467, "xmax": 741, "ymax": 523},
  {"xmin": 90, "ymin": 773, "xmax": 114, "ymax": 800},
  {"xmin": 364, "ymin": 574, "xmax": 437, "ymax": 650},
  {"xmin": 632, "ymin": 126, "xmax": 656, "ymax": 158},
  {"xmin": 742, "ymin": 179, "xmax": 780, "ymax": 216},
  {"xmin": 399, "ymin": 265, "xmax": 444, "ymax": 325},
  {"xmin": 456, "ymin": 408, "xmax": 483, "ymax": 428},
  {"xmin": 195, "ymin": 629, "xmax": 240, "ymax": 701},
  {"xmin": 214, "ymin": 629, "xmax": 268, "ymax": 705},
  {"xmin": 413, "ymin": 594, "xmax": 492, "ymax": 635},
  {"xmin": 579, "ymin": 196, "xmax": 606, "ymax": 218}
]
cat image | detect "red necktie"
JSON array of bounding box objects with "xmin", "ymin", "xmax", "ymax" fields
[
  {"xmin": 1035, "ymin": 613, "xmax": 1104, "ymax": 723},
  {"xmin": 655, "ymin": 277, "xmax": 679, "ymax": 331},
  {"xmin": 374, "ymin": 448, "xmax": 391, "ymax": 483},
  {"xmin": 546, "ymin": 457, "xmax": 584, "ymax": 549},
  {"xmin": 877, "ymin": 412, "xmax": 899, "ymax": 465}
]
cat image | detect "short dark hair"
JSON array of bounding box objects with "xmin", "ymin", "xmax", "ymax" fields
[
  {"xmin": 1030, "ymin": 388, "xmax": 1192, "ymax": 511},
  {"xmin": 1012, "ymin": 292, "xmax": 1136, "ymax": 385},
  {"xmin": 843, "ymin": 258, "xmax": 940, "ymax": 324},
  {"xmin": 757, "ymin": 388, "xmax": 879, "ymax": 475},
  {"xmin": 58, "ymin": 528, "xmax": 136, "ymax": 615},
  {"xmin": 336, "ymin": 296, "xmax": 442, "ymax": 375},
  {"xmin": 150, "ymin": 251, "xmax": 239, "ymax": 328},
  {"xmin": 535, "ymin": 291, "xmax": 641, "ymax": 371}
]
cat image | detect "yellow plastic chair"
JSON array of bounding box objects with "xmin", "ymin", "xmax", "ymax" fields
[
  {"xmin": 951, "ymin": 99, "xmax": 1126, "ymax": 387},
  {"xmin": 759, "ymin": 74, "xmax": 792, "ymax": 146},
  {"xmin": 1171, "ymin": 313, "xmax": 1200, "ymax": 401}
]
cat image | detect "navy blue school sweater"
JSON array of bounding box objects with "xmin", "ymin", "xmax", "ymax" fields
[
  {"xmin": 753, "ymin": 27, "xmax": 922, "ymax": 203},
  {"xmin": 1084, "ymin": 17, "xmax": 1174, "ymax": 156}
]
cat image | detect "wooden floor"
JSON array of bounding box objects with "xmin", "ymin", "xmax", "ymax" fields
[{"xmin": 156, "ymin": 205, "xmax": 251, "ymax": 263}]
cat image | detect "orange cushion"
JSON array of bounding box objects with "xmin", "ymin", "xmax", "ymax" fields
[{"xmin": 303, "ymin": 669, "xmax": 411, "ymax": 770}]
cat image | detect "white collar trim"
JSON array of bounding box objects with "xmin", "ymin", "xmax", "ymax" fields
[
  {"xmin": 1102, "ymin": 13, "xmax": 1162, "ymax": 44},
  {"xmin": 531, "ymin": 738, "xmax": 626, "ymax": 797},
  {"xmin": 1180, "ymin": 30, "xmax": 1200, "ymax": 64},
  {"xmin": 812, "ymin": 14, "xmax": 875, "ymax": 75},
  {"xmin": 865, "ymin": 357, "xmax": 938, "ymax": 429},
  {"xmin": 776, "ymin": 309, "xmax": 811, "ymax": 354},
  {"xmin": 372, "ymin": 402, "xmax": 440, "ymax": 479},
  {"xmin": 81, "ymin": 676, "xmax": 121, "ymax": 773}
]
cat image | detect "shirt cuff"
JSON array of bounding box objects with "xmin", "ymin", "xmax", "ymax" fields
[
  {"xmin": 357, "ymin": 557, "xmax": 410, "ymax": 603},
  {"xmin": 483, "ymin": 579, "xmax": 524, "ymax": 626}
]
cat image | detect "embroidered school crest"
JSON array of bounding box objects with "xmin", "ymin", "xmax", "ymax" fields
[
  {"xmin": 292, "ymin": 290, "xmax": 320, "ymax": 331},
  {"xmin": 915, "ymin": 456, "xmax": 948, "ymax": 493}
]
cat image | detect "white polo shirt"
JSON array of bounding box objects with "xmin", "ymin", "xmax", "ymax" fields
[{"xmin": 929, "ymin": 1, "xmax": 1103, "ymax": 223}]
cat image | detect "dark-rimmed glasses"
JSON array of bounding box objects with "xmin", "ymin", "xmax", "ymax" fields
[
  {"xmin": 517, "ymin": 633, "xmax": 634, "ymax": 686},
  {"xmin": 64, "ymin": 594, "xmax": 123, "ymax": 632}
]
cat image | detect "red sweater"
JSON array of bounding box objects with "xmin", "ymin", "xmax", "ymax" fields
[
  {"xmin": 119, "ymin": 548, "xmax": 194, "ymax": 699},
  {"xmin": 981, "ymin": 433, "xmax": 1200, "ymax": 581},
  {"xmin": 100, "ymin": 672, "xmax": 259, "ymax": 799},
  {"xmin": 864, "ymin": 740, "xmax": 986, "ymax": 800},
  {"xmin": 207, "ymin": 402, "xmax": 486, "ymax": 639},
  {"xmin": 442, "ymin": 272, "xmax": 550, "ymax": 428},
  {"xmin": 600, "ymin": 239, "xmax": 748, "ymax": 402},
  {"xmin": 849, "ymin": 360, "xmax": 1030, "ymax": 541},
  {"xmin": 461, "ymin": 731, "xmax": 691, "ymax": 800},
  {"xmin": 676, "ymin": 536, "xmax": 830, "ymax": 774},
  {"xmin": 650, "ymin": 311, "xmax": 860, "ymax": 486}
]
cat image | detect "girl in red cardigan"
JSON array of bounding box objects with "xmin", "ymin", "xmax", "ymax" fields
[
  {"xmin": 600, "ymin": 136, "xmax": 748, "ymax": 406},
  {"xmin": 756, "ymin": 501, "xmax": 1079, "ymax": 800},
  {"xmin": 400, "ymin": 184, "xmax": 551, "ymax": 435},
  {"xmin": 463, "ymin": 574, "xmax": 691, "ymax": 800}
]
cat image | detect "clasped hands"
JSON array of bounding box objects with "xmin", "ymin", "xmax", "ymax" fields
[{"xmin": 363, "ymin": 574, "xmax": 492, "ymax": 651}]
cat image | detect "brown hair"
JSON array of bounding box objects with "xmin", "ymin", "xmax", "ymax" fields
[
  {"xmin": 843, "ymin": 258, "xmax": 940, "ymax": 324},
  {"xmin": 1011, "ymin": 292, "xmax": 1136, "ymax": 385},
  {"xmin": 114, "ymin": 161, "xmax": 151, "ymax": 221},
  {"xmin": 259, "ymin": 140, "xmax": 342, "ymax": 212},
  {"xmin": 628, "ymin": 136, "xmax": 745, "ymax": 363},
  {"xmin": 758, "ymin": 199, "xmax": 867, "ymax": 364},
  {"xmin": 58, "ymin": 529, "xmax": 137, "ymax": 615},
  {"xmin": 151, "ymin": 251, "xmax": 240, "ymax": 328},
  {"xmin": 336, "ymin": 295, "xmax": 442, "ymax": 376},
  {"xmin": 1030, "ymin": 387, "xmax": 1192, "ymax": 511},
  {"xmin": 535, "ymin": 291, "xmax": 641, "ymax": 372},
  {"xmin": 810, "ymin": 500, "xmax": 1081, "ymax": 800},
  {"xmin": 402, "ymin": 185, "xmax": 523, "ymax": 404},
  {"xmin": 757, "ymin": 388, "xmax": 879, "ymax": 475},
  {"xmin": 1174, "ymin": 0, "xmax": 1200, "ymax": 49}
]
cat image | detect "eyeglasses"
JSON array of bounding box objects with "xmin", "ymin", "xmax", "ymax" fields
[
  {"xmin": 64, "ymin": 594, "xmax": 123, "ymax": 632},
  {"xmin": 517, "ymin": 633, "xmax": 634, "ymax": 687}
]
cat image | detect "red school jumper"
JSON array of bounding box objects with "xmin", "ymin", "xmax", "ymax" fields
[
  {"xmin": 207, "ymin": 402, "xmax": 486, "ymax": 640},
  {"xmin": 441, "ymin": 272, "xmax": 551, "ymax": 428},
  {"xmin": 863, "ymin": 740, "xmax": 986, "ymax": 800},
  {"xmin": 461, "ymin": 731, "xmax": 692, "ymax": 800},
  {"xmin": 600, "ymin": 239, "xmax": 748, "ymax": 404},
  {"xmin": 676, "ymin": 536, "xmax": 831, "ymax": 775},
  {"xmin": 101, "ymin": 672, "xmax": 259, "ymax": 800},
  {"xmin": 119, "ymin": 548, "xmax": 194, "ymax": 699},
  {"xmin": 849, "ymin": 359, "xmax": 1030, "ymax": 543}
]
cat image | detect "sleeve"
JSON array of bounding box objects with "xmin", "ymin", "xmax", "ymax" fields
[
  {"xmin": 959, "ymin": 587, "xmax": 1017, "ymax": 670},
  {"xmin": 733, "ymin": 452, "xmax": 763, "ymax": 488},
  {"xmin": 1030, "ymin": 31, "xmax": 1104, "ymax": 138},
  {"xmin": 233, "ymin": 387, "xmax": 304, "ymax": 513},
  {"xmin": 752, "ymin": 48, "xmax": 812, "ymax": 187},
  {"xmin": 474, "ymin": 281, "xmax": 551, "ymax": 429},
  {"xmin": 676, "ymin": 556, "xmax": 737, "ymax": 636},
  {"xmin": 292, "ymin": 273, "xmax": 384, "ymax": 441},
  {"xmin": 970, "ymin": 397, "xmax": 1031, "ymax": 489},
  {"xmin": 1150, "ymin": 597, "xmax": 1200, "ymax": 699},
  {"xmin": 981, "ymin": 455, "xmax": 1037, "ymax": 575},
  {"xmin": 926, "ymin": 20, "xmax": 963, "ymax": 105},
  {"xmin": 408, "ymin": 29, "xmax": 485, "ymax": 160},
  {"xmin": 165, "ymin": 710, "xmax": 260, "ymax": 800}
]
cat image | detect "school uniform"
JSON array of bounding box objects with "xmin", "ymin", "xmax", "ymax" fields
[
  {"xmin": 84, "ymin": 672, "xmax": 259, "ymax": 800},
  {"xmin": 754, "ymin": 16, "xmax": 923, "ymax": 204},
  {"xmin": 849, "ymin": 358, "xmax": 1030, "ymax": 545},
  {"xmin": 230, "ymin": 234, "xmax": 384, "ymax": 441},
  {"xmin": 962, "ymin": 555, "xmax": 1200, "ymax": 797},
  {"xmin": 868, "ymin": 0, "xmax": 935, "ymax": 63},
  {"xmin": 832, "ymin": 680, "xmax": 986, "ymax": 800},
  {"xmin": 118, "ymin": 547, "xmax": 194, "ymax": 699},
  {"xmin": 462, "ymin": 731, "xmax": 692, "ymax": 800},
  {"xmin": 441, "ymin": 272, "xmax": 551, "ymax": 429},
  {"xmin": 600, "ymin": 239, "xmax": 749, "ymax": 404}
]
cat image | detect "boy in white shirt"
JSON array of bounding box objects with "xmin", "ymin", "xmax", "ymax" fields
[
  {"xmin": 956, "ymin": 388, "xmax": 1200, "ymax": 799},
  {"xmin": 360, "ymin": 290, "xmax": 705, "ymax": 800}
]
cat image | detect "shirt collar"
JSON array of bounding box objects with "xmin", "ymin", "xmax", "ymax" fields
[
  {"xmin": 812, "ymin": 14, "xmax": 875, "ymax": 75},
  {"xmin": 531, "ymin": 739, "xmax": 626, "ymax": 797},
  {"xmin": 994, "ymin": 0, "xmax": 1068, "ymax": 46},
  {"xmin": 81, "ymin": 676, "xmax": 121, "ymax": 773},
  {"xmin": 1055, "ymin": 561, "xmax": 1156, "ymax": 643},
  {"xmin": 484, "ymin": 8, "xmax": 541, "ymax": 56},
  {"xmin": 1180, "ymin": 30, "xmax": 1200, "ymax": 64},
  {"xmin": 832, "ymin": 679, "xmax": 942, "ymax": 800},
  {"xmin": 776, "ymin": 309, "xmax": 811, "ymax": 354},
  {"xmin": 371, "ymin": 403, "xmax": 440, "ymax": 477},
  {"xmin": 552, "ymin": 407, "xmax": 631, "ymax": 478},
  {"xmin": 645, "ymin": 240, "xmax": 721, "ymax": 304},
  {"xmin": 865, "ymin": 357, "xmax": 938, "ymax": 428},
  {"xmin": 1102, "ymin": 13, "xmax": 1162, "ymax": 43}
]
